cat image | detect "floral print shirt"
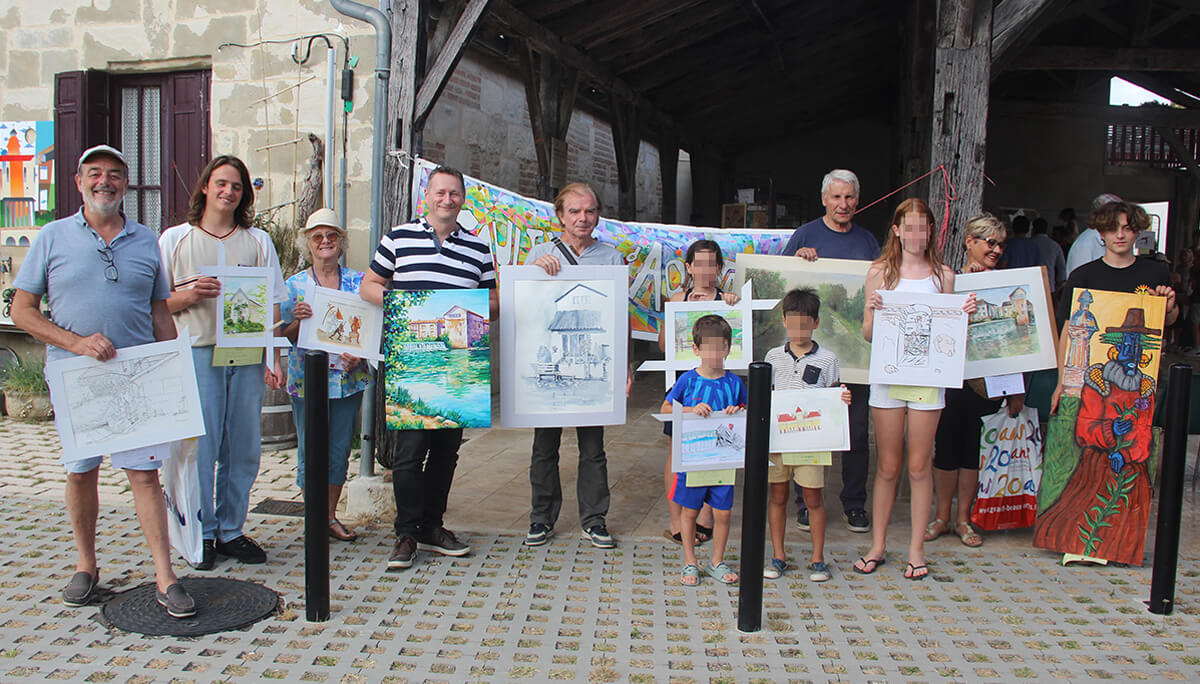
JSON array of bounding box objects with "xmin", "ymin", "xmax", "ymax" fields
[{"xmin": 281, "ymin": 267, "xmax": 371, "ymax": 399}]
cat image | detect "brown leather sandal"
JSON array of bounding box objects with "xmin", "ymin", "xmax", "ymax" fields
[{"xmin": 328, "ymin": 518, "xmax": 358, "ymax": 541}]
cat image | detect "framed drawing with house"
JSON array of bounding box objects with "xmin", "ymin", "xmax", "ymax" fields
[
  {"xmin": 204, "ymin": 265, "xmax": 277, "ymax": 348},
  {"xmin": 499, "ymin": 264, "xmax": 629, "ymax": 428}
]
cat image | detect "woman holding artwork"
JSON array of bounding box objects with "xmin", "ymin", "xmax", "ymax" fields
[
  {"xmin": 926, "ymin": 213, "xmax": 1023, "ymax": 548},
  {"xmin": 159, "ymin": 155, "xmax": 287, "ymax": 570},
  {"xmin": 658, "ymin": 240, "xmax": 741, "ymax": 546},
  {"xmin": 281, "ymin": 208, "xmax": 370, "ymax": 541},
  {"xmin": 857, "ymin": 198, "xmax": 975, "ymax": 580}
]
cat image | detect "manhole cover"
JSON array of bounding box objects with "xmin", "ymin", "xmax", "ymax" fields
[
  {"xmin": 102, "ymin": 577, "xmax": 279, "ymax": 636},
  {"xmin": 251, "ymin": 498, "xmax": 306, "ymax": 516}
]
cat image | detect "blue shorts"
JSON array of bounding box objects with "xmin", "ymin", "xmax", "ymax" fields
[{"xmin": 670, "ymin": 473, "xmax": 734, "ymax": 511}]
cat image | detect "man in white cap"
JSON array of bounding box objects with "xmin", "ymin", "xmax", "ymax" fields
[
  {"xmin": 10, "ymin": 145, "xmax": 195, "ymax": 617},
  {"xmin": 1065, "ymin": 193, "xmax": 1124, "ymax": 276}
]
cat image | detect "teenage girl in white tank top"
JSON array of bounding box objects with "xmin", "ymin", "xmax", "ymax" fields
[{"xmin": 856, "ymin": 198, "xmax": 976, "ymax": 581}]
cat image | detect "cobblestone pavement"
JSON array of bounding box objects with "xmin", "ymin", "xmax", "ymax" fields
[{"xmin": 3, "ymin": 414, "xmax": 1200, "ymax": 682}]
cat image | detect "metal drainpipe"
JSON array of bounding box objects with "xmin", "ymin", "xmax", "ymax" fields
[{"xmin": 329, "ymin": 0, "xmax": 390, "ymax": 477}]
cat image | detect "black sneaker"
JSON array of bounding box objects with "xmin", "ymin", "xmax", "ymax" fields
[
  {"xmin": 581, "ymin": 524, "xmax": 615, "ymax": 549},
  {"xmin": 525, "ymin": 522, "xmax": 553, "ymax": 546},
  {"xmin": 388, "ymin": 535, "xmax": 417, "ymax": 570},
  {"xmin": 416, "ymin": 527, "xmax": 471, "ymax": 556},
  {"xmin": 795, "ymin": 509, "xmax": 810, "ymax": 532},
  {"xmin": 190, "ymin": 539, "xmax": 216, "ymax": 571},
  {"xmin": 156, "ymin": 583, "xmax": 197, "ymax": 618},
  {"xmin": 215, "ymin": 535, "xmax": 267, "ymax": 564},
  {"xmin": 846, "ymin": 509, "xmax": 870, "ymax": 533},
  {"xmin": 62, "ymin": 570, "xmax": 98, "ymax": 607}
]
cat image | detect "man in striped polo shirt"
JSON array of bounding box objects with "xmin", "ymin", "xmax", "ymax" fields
[{"xmin": 361, "ymin": 166, "xmax": 497, "ymax": 571}]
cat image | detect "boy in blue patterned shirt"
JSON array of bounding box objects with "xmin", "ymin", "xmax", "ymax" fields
[{"xmin": 661, "ymin": 315, "xmax": 746, "ymax": 586}]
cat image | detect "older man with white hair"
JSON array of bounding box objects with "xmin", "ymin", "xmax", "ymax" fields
[{"xmin": 781, "ymin": 169, "xmax": 880, "ymax": 535}]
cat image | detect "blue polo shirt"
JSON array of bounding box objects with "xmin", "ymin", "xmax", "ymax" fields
[
  {"xmin": 783, "ymin": 217, "xmax": 880, "ymax": 261},
  {"xmin": 14, "ymin": 210, "xmax": 170, "ymax": 362}
]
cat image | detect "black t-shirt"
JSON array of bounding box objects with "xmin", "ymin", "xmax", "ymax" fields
[{"xmin": 1056, "ymin": 257, "xmax": 1170, "ymax": 328}]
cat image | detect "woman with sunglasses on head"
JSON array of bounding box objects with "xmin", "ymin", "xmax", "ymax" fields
[
  {"xmin": 159, "ymin": 155, "xmax": 286, "ymax": 570},
  {"xmin": 280, "ymin": 209, "xmax": 370, "ymax": 541},
  {"xmin": 926, "ymin": 214, "xmax": 1024, "ymax": 549}
]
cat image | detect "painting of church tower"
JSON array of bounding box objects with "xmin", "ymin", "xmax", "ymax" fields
[{"xmin": 1062, "ymin": 289, "xmax": 1099, "ymax": 395}]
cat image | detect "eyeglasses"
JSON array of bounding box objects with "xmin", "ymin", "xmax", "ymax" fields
[
  {"xmin": 977, "ymin": 237, "xmax": 1006, "ymax": 250},
  {"xmin": 309, "ymin": 233, "xmax": 340, "ymax": 244},
  {"xmin": 97, "ymin": 246, "xmax": 118, "ymax": 282}
]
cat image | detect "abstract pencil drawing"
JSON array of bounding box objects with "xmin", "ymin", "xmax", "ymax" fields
[{"xmin": 868, "ymin": 290, "xmax": 968, "ymax": 388}]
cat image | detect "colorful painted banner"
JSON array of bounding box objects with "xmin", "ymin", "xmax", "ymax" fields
[{"xmin": 411, "ymin": 158, "xmax": 793, "ymax": 339}]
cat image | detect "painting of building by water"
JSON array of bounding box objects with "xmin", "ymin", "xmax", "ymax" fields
[
  {"xmin": 384, "ymin": 289, "xmax": 492, "ymax": 429},
  {"xmin": 499, "ymin": 265, "xmax": 629, "ymax": 428},
  {"xmin": 0, "ymin": 121, "xmax": 55, "ymax": 248},
  {"xmin": 955, "ymin": 266, "xmax": 1058, "ymax": 378}
]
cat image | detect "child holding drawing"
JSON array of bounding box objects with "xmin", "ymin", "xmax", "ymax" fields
[
  {"xmin": 858, "ymin": 198, "xmax": 975, "ymax": 581},
  {"xmin": 661, "ymin": 315, "xmax": 746, "ymax": 586},
  {"xmin": 762, "ymin": 288, "xmax": 851, "ymax": 582},
  {"xmin": 659, "ymin": 240, "xmax": 741, "ymax": 546}
]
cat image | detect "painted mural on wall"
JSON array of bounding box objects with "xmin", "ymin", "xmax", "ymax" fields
[
  {"xmin": 1033, "ymin": 287, "xmax": 1166, "ymax": 565},
  {"xmin": 384, "ymin": 289, "xmax": 492, "ymax": 430},
  {"xmin": 0, "ymin": 121, "xmax": 55, "ymax": 245},
  {"xmin": 411, "ymin": 158, "xmax": 792, "ymax": 339}
]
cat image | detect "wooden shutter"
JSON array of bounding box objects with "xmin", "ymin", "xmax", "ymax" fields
[
  {"xmin": 165, "ymin": 70, "xmax": 211, "ymax": 226},
  {"xmin": 53, "ymin": 70, "xmax": 111, "ymax": 219}
]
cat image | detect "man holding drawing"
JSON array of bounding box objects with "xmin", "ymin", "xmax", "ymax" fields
[
  {"xmin": 523, "ymin": 182, "xmax": 628, "ymax": 550},
  {"xmin": 361, "ymin": 166, "xmax": 497, "ymax": 571},
  {"xmin": 11, "ymin": 145, "xmax": 195, "ymax": 617},
  {"xmin": 782, "ymin": 169, "xmax": 879, "ymax": 534}
]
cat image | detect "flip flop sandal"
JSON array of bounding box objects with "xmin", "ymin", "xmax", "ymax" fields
[
  {"xmin": 680, "ymin": 563, "xmax": 701, "ymax": 586},
  {"xmin": 904, "ymin": 562, "xmax": 929, "ymax": 580},
  {"xmin": 956, "ymin": 521, "xmax": 983, "ymax": 547},
  {"xmin": 328, "ymin": 519, "xmax": 358, "ymax": 541},
  {"xmin": 924, "ymin": 518, "xmax": 949, "ymax": 541},
  {"xmin": 694, "ymin": 524, "xmax": 714, "ymax": 544},
  {"xmin": 706, "ymin": 561, "xmax": 739, "ymax": 584},
  {"xmin": 853, "ymin": 556, "xmax": 886, "ymax": 574},
  {"xmin": 663, "ymin": 529, "xmax": 683, "ymax": 545}
]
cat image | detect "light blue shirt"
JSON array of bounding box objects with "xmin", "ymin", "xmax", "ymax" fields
[
  {"xmin": 281, "ymin": 267, "xmax": 371, "ymax": 399},
  {"xmin": 13, "ymin": 210, "xmax": 169, "ymax": 362}
]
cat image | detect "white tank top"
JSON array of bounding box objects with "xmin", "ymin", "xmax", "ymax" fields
[{"xmin": 891, "ymin": 273, "xmax": 941, "ymax": 295}]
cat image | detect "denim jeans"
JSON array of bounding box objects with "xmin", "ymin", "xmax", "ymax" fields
[
  {"xmin": 191, "ymin": 345, "xmax": 265, "ymax": 542},
  {"xmin": 530, "ymin": 426, "xmax": 610, "ymax": 530},
  {"xmin": 290, "ymin": 392, "xmax": 362, "ymax": 487},
  {"xmin": 389, "ymin": 428, "xmax": 463, "ymax": 537}
]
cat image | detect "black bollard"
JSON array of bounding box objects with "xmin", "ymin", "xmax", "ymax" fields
[
  {"xmin": 304, "ymin": 350, "xmax": 331, "ymax": 622},
  {"xmin": 737, "ymin": 361, "xmax": 772, "ymax": 632},
  {"xmin": 1149, "ymin": 363, "xmax": 1191, "ymax": 615}
]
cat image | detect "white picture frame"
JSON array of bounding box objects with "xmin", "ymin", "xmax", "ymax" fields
[
  {"xmin": 868, "ymin": 290, "xmax": 969, "ymax": 388},
  {"xmin": 499, "ymin": 264, "xmax": 630, "ymax": 428},
  {"xmin": 44, "ymin": 332, "xmax": 206, "ymax": 462},
  {"xmin": 204, "ymin": 265, "xmax": 278, "ymax": 348},
  {"xmin": 954, "ymin": 266, "xmax": 1059, "ymax": 379},
  {"xmin": 768, "ymin": 388, "xmax": 851, "ymax": 453},
  {"xmin": 297, "ymin": 283, "xmax": 384, "ymax": 361},
  {"xmin": 670, "ymin": 400, "xmax": 747, "ymax": 472}
]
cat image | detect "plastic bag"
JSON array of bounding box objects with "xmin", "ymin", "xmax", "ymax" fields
[
  {"xmin": 161, "ymin": 438, "xmax": 203, "ymax": 564},
  {"xmin": 971, "ymin": 402, "xmax": 1043, "ymax": 531}
]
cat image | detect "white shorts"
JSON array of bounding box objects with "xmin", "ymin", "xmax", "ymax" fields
[
  {"xmin": 63, "ymin": 444, "xmax": 168, "ymax": 474},
  {"xmin": 868, "ymin": 383, "xmax": 945, "ymax": 411}
]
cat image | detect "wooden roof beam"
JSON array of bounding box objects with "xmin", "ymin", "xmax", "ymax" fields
[
  {"xmin": 990, "ymin": 0, "xmax": 1070, "ymax": 75},
  {"xmin": 994, "ymin": 100, "xmax": 1200, "ymax": 127},
  {"xmin": 414, "ymin": 0, "xmax": 492, "ymax": 129},
  {"xmin": 1011, "ymin": 46, "xmax": 1200, "ymax": 72}
]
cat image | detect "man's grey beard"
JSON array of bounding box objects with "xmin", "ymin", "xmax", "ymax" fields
[{"xmin": 1101, "ymin": 359, "xmax": 1143, "ymax": 392}]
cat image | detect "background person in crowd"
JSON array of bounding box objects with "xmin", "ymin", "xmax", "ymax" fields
[
  {"xmin": 524, "ymin": 182, "xmax": 629, "ymax": 550},
  {"xmin": 12, "ymin": 145, "xmax": 195, "ymax": 617},
  {"xmin": 1031, "ymin": 217, "xmax": 1066, "ymax": 291},
  {"xmin": 658, "ymin": 239, "xmax": 740, "ymax": 546},
  {"xmin": 361, "ymin": 166, "xmax": 496, "ymax": 571},
  {"xmin": 159, "ymin": 155, "xmax": 286, "ymax": 570},
  {"xmin": 782, "ymin": 168, "xmax": 878, "ymax": 535},
  {"xmin": 928, "ymin": 214, "xmax": 1022, "ymax": 549},
  {"xmin": 857, "ymin": 197, "xmax": 975, "ymax": 580},
  {"xmin": 281, "ymin": 208, "xmax": 370, "ymax": 542},
  {"xmin": 1003, "ymin": 215, "xmax": 1042, "ymax": 269}
]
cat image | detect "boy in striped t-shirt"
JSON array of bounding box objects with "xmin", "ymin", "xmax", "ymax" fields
[
  {"xmin": 661, "ymin": 315, "xmax": 746, "ymax": 586},
  {"xmin": 762, "ymin": 288, "xmax": 850, "ymax": 582}
]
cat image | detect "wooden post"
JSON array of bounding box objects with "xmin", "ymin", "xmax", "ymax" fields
[
  {"xmin": 610, "ymin": 96, "xmax": 641, "ymax": 220},
  {"xmin": 895, "ymin": 0, "xmax": 935, "ymax": 201},
  {"xmin": 519, "ymin": 44, "xmax": 579, "ymax": 201},
  {"xmin": 929, "ymin": 0, "xmax": 992, "ymax": 270}
]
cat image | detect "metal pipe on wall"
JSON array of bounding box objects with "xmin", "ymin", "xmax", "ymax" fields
[{"xmin": 325, "ymin": 46, "xmax": 337, "ymax": 210}]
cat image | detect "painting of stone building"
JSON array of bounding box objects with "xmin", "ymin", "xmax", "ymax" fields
[{"xmin": 407, "ymin": 305, "xmax": 489, "ymax": 349}]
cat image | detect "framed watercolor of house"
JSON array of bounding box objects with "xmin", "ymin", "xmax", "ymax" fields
[
  {"xmin": 205, "ymin": 265, "xmax": 277, "ymax": 348},
  {"xmin": 1034, "ymin": 287, "xmax": 1166, "ymax": 565},
  {"xmin": 734, "ymin": 254, "xmax": 872, "ymax": 384},
  {"xmin": 954, "ymin": 266, "xmax": 1058, "ymax": 379},
  {"xmin": 868, "ymin": 290, "xmax": 969, "ymax": 388},
  {"xmin": 499, "ymin": 264, "xmax": 629, "ymax": 428},
  {"xmin": 297, "ymin": 284, "xmax": 384, "ymax": 361},
  {"xmin": 669, "ymin": 400, "xmax": 747, "ymax": 473},
  {"xmin": 383, "ymin": 289, "xmax": 492, "ymax": 429}
]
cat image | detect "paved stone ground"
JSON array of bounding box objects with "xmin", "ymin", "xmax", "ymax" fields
[{"xmin": 4, "ymin": 396, "xmax": 1200, "ymax": 682}]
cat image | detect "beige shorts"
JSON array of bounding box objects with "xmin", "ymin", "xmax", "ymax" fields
[{"xmin": 767, "ymin": 453, "xmax": 824, "ymax": 489}]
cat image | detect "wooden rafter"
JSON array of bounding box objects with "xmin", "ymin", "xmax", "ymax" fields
[{"xmin": 414, "ymin": 0, "xmax": 492, "ymax": 128}]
